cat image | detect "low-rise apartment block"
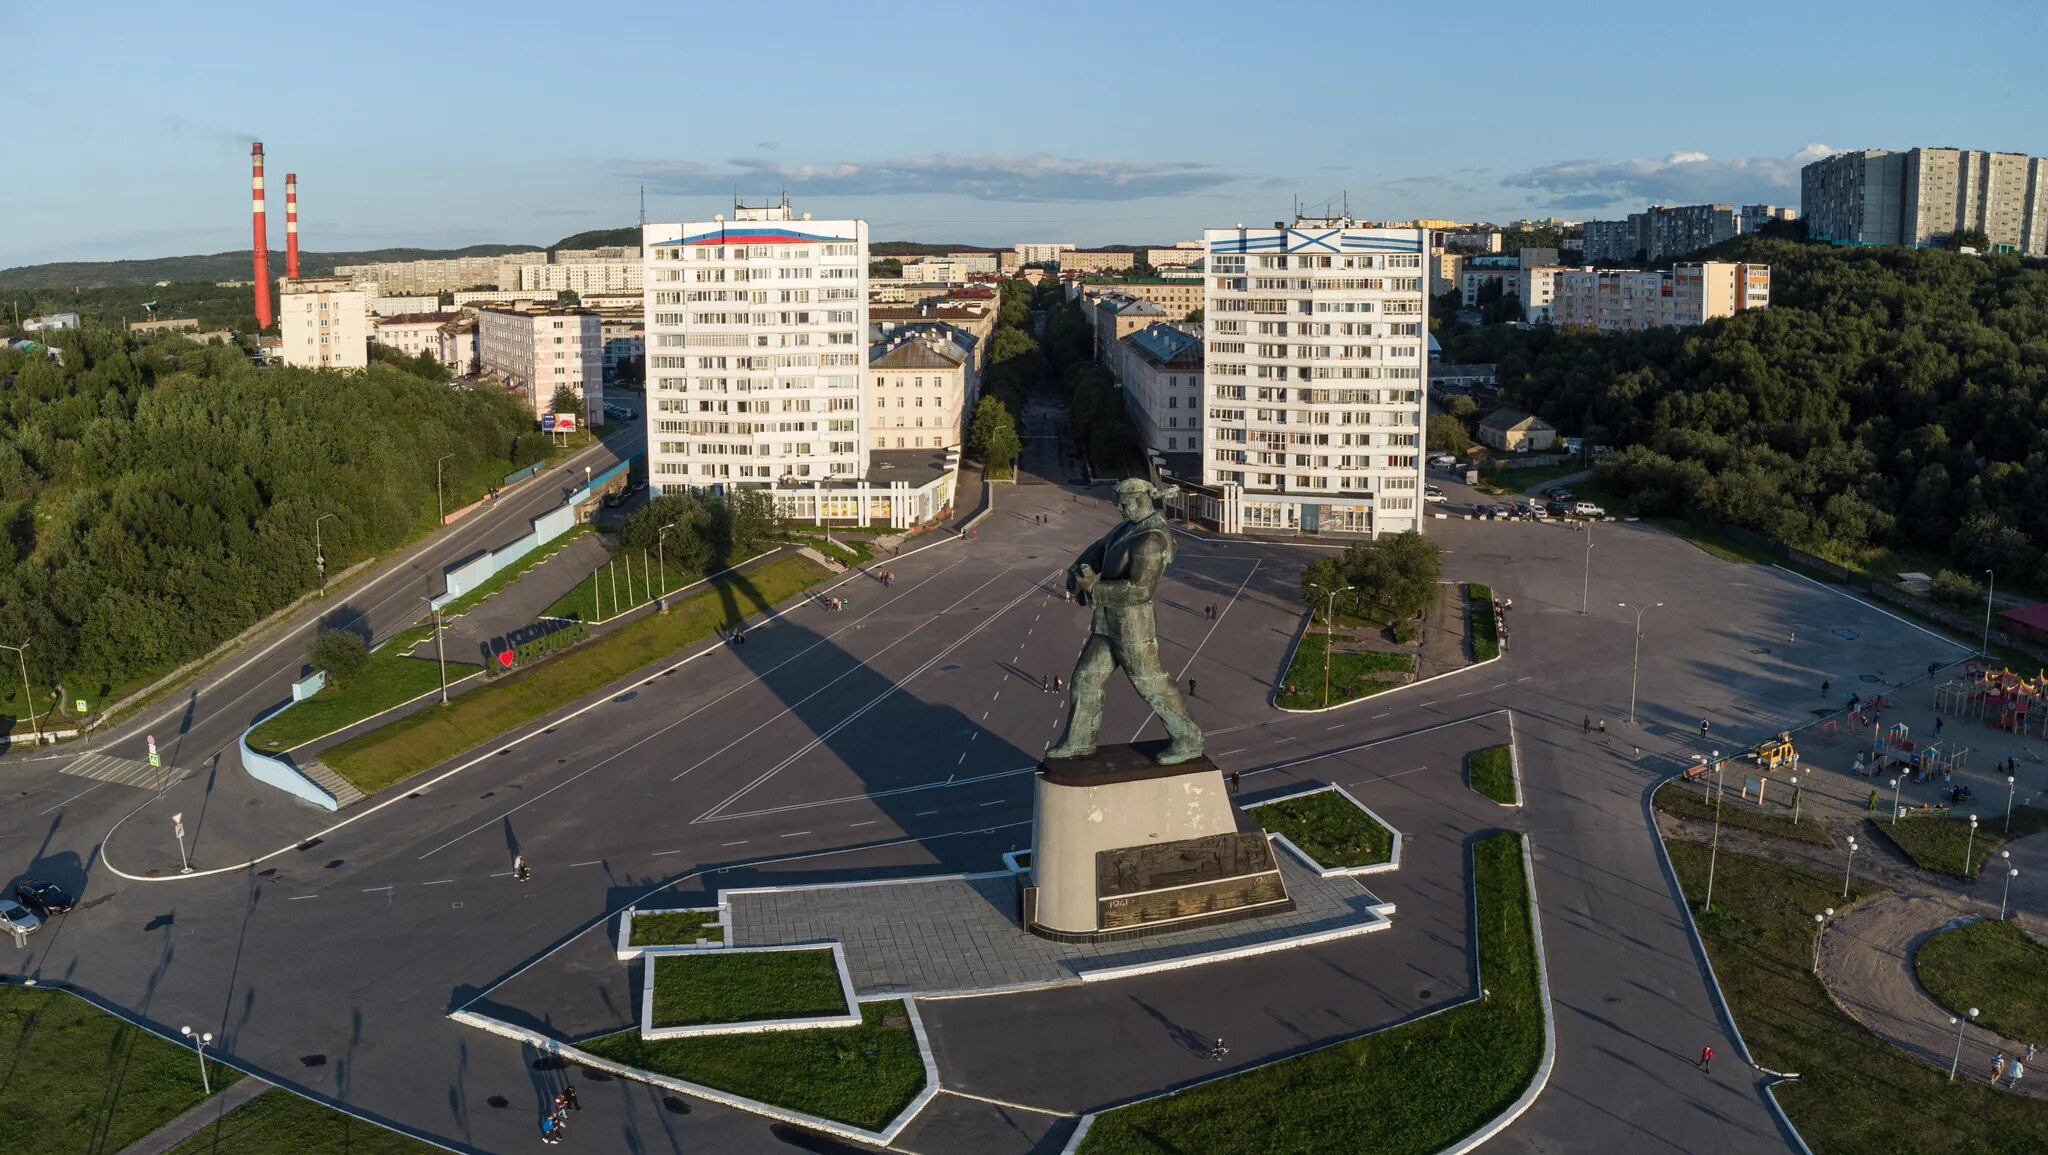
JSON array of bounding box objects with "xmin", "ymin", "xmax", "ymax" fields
[
  {"xmin": 1118, "ymin": 322, "xmax": 1203, "ymax": 456},
  {"xmin": 279, "ymin": 276, "xmax": 369, "ymax": 369},
  {"xmin": 503, "ymin": 260, "xmax": 643, "ymax": 294},
  {"xmin": 1012, "ymin": 242, "xmax": 1074, "ymax": 267},
  {"xmin": 477, "ymin": 304, "xmax": 603, "ymax": 423},
  {"xmin": 1076, "ymin": 277, "xmax": 1204, "ymax": 319},
  {"xmin": 1145, "ymin": 244, "xmax": 1205, "ymax": 268},
  {"xmin": 373, "ymin": 311, "xmax": 465, "ymax": 365},
  {"xmin": 1802, "ymin": 146, "xmax": 2048, "ymax": 255},
  {"xmin": 867, "ymin": 328, "xmax": 970, "ymax": 452},
  {"xmin": 600, "ymin": 315, "xmax": 644, "ymax": 383},
  {"xmin": 1580, "ymin": 204, "xmax": 1743, "ymax": 263},
  {"xmin": 1058, "ymin": 250, "xmax": 1137, "ymax": 275},
  {"xmin": 1553, "ymin": 262, "xmax": 1769, "ymax": 333},
  {"xmin": 334, "ymin": 255, "xmax": 536, "ymax": 295},
  {"xmin": 1740, "ymin": 204, "xmax": 1798, "ymax": 234}
]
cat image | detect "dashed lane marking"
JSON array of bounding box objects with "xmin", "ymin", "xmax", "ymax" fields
[
  {"xmin": 421, "ymin": 879, "xmax": 453, "ymax": 886},
  {"xmin": 979, "ymin": 799, "xmax": 1006, "ymax": 807},
  {"xmin": 289, "ymin": 895, "xmax": 320, "ymax": 901},
  {"xmin": 779, "ymin": 831, "xmax": 811, "ymax": 838},
  {"xmin": 363, "ymin": 886, "xmax": 394, "ymax": 893},
  {"xmin": 720, "ymin": 840, "xmax": 747, "ymax": 847},
  {"xmin": 848, "ymin": 820, "xmax": 876, "ymax": 828},
  {"xmin": 1217, "ymin": 747, "xmax": 1248, "ymax": 756},
  {"xmin": 915, "ymin": 810, "xmax": 938, "ymax": 817},
  {"xmin": 570, "ymin": 860, "xmax": 602, "ymax": 867},
  {"xmin": 653, "ymin": 849, "xmax": 683, "ymax": 856}
]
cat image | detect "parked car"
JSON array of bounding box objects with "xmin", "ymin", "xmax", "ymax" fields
[
  {"xmin": 1543, "ymin": 486, "xmax": 1570, "ymax": 499},
  {"xmin": 1572, "ymin": 501, "xmax": 1607, "ymax": 518},
  {"xmin": 1428, "ymin": 454, "xmax": 1458, "ymax": 469},
  {"xmin": 1545, "ymin": 499, "xmax": 1571, "ymax": 518},
  {"xmin": 0, "ymin": 898, "xmax": 40, "ymax": 936},
  {"xmin": 13, "ymin": 879, "xmax": 72, "ymax": 917},
  {"xmin": 1512, "ymin": 499, "xmax": 1542, "ymax": 519},
  {"xmin": 1423, "ymin": 486, "xmax": 1447, "ymax": 504}
]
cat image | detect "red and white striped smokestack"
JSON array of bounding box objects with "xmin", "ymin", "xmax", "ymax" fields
[
  {"xmin": 284, "ymin": 172, "xmax": 300, "ymax": 280},
  {"xmin": 251, "ymin": 142, "xmax": 273, "ymax": 329}
]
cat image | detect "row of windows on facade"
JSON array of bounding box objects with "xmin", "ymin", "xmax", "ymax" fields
[
  {"xmin": 655, "ymin": 331, "xmax": 859, "ymax": 347},
  {"xmin": 654, "ymin": 462, "xmax": 861, "ymax": 477},
  {"xmin": 1210, "ymin": 277, "xmax": 1425, "ymax": 293},
  {"xmin": 659, "ymin": 441, "xmax": 861, "ymax": 457},
  {"xmin": 1213, "ymin": 365, "xmax": 1425, "ymax": 380},
  {"xmin": 653, "ymin": 244, "xmax": 860, "ymax": 260},
  {"xmin": 1209, "ymin": 252, "xmax": 1424, "ymax": 270},
  {"xmin": 653, "ymin": 310, "xmax": 859, "ymax": 326},
  {"xmin": 648, "ymin": 354, "xmax": 864, "ymax": 370},
  {"xmin": 1212, "ymin": 449, "xmax": 1423, "ymax": 471},
  {"xmin": 1211, "ymin": 298, "xmax": 1424, "ymax": 316},
  {"xmin": 649, "ymin": 377, "xmax": 863, "ymax": 399},
  {"xmin": 1211, "ymin": 320, "xmax": 1422, "ymax": 336},
  {"xmin": 1217, "ymin": 474, "xmax": 1420, "ymax": 504},
  {"xmin": 654, "ymin": 267, "xmax": 861, "ymax": 283},
  {"xmin": 651, "ymin": 288, "xmax": 860, "ymax": 304}
]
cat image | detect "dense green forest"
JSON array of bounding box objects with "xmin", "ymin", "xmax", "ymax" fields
[
  {"xmin": 0, "ymin": 326, "xmax": 548, "ymax": 708},
  {"xmin": 1443, "ymin": 237, "xmax": 2048, "ymax": 582},
  {"xmin": 5, "ymin": 282, "xmax": 262, "ymax": 331}
]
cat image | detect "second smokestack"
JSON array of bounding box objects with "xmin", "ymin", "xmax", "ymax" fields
[{"xmin": 285, "ymin": 172, "xmax": 300, "ymax": 280}]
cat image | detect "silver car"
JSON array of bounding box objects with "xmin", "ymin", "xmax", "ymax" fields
[{"xmin": 0, "ymin": 898, "xmax": 40, "ymax": 936}]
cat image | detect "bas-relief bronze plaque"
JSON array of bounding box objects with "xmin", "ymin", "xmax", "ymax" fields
[
  {"xmin": 1095, "ymin": 832, "xmax": 1276, "ymax": 898},
  {"xmin": 1097, "ymin": 872, "xmax": 1289, "ymax": 930}
]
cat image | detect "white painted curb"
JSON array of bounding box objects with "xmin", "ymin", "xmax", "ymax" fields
[
  {"xmin": 639, "ymin": 943, "xmax": 861, "ymax": 1039},
  {"xmin": 451, "ymin": 995, "xmax": 942, "ymax": 1148},
  {"xmin": 1243, "ymin": 783, "xmax": 1403, "ymax": 876}
]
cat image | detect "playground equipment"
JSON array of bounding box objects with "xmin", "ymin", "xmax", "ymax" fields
[
  {"xmin": 1754, "ymin": 731, "xmax": 1798, "ymax": 773},
  {"xmin": 1955, "ymin": 663, "xmax": 2048, "ymax": 735}
]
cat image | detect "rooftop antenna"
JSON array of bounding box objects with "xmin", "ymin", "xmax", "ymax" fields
[{"xmin": 639, "ymin": 185, "xmax": 645, "ymax": 228}]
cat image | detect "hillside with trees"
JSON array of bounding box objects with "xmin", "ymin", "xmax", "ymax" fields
[
  {"xmin": 0, "ymin": 326, "xmax": 548, "ymax": 714},
  {"xmin": 0, "ymin": 245, "xmax": 542, "ymax": 291},
  {"xmin": 1443, "ymin": 237, "xmax": 2048, "ymax": 584}
]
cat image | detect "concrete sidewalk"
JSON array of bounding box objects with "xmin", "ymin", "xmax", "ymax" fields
[{"xmin": 117, "ymin": 1077, "xmax": 271, "ymax": 1155}]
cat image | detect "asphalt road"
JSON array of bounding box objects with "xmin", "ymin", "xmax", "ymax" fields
[{"xmin": 0, "ymin": 485, "xmax": 1976, "ymax": 1154}]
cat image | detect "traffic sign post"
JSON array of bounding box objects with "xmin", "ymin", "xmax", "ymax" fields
[{"xmin": 172, "ymin": 811, "xmax": 191, "ymax": 874}]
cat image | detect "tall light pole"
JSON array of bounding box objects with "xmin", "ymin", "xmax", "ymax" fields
[
  {"xmin": 1950, "ymin": 1008, "xmax": 1979, "ymax": 1081},
  {"xmin": 1790, "ymin": 775, "xmax": 1801, "ymax": 824},
  {"xmin": 2002, "ymin": 865, "xmax": 2020, "ymax": 921},
  {"xmin": 435, "ymin": 453, "xmax": 455, "ymax": 527},
  {"xmin": 1983, "ymin": 569, "xmax": 1995, "ymax": 657},
  {"xmin": 180, "ymin": 1026, "xmax": 213, "ymax": 1094},
  {"xmin": 657, "ymin": 521, "xmax": 680, "ymax": 598},
  {"xmin": 0, "ymin": 640, "xmax": 39, "ymax": 744},
  {"xmin": 1811, "ymin": 907, "xmax": 1834, "ymax": 971},
  {"xmin": 1705, "ymin": 751, "xmax": 1725, "ymax": 912},
  {"xmin": 1891, "ymin": 777, "xmax": 1903, "ymax": 825},
  {"xmin": 1580, "ymin": 521, "xmax": 1593, "ymax": 615},
  {"xmin": 1842, "ymin": 835, "xmax": 1859, "ymax": 899},
  {"xmin": 423, "ymin": 596, "xmax": 448, "ymax": 705},
  {"xmin": 313, "ymin": 513, "xmax": 339, "ymax": 596},
  {"xmin": 1963, "ymin": 815, "xmax": 1979, "ymax": 878},
  {"xmin": 1618, "ymin": 601, "xmax": 1663, "ymax": 726},
  {"xmin": 2006, "ymin": 775, "xmax": 2018, "ymax": 834},
  {"xmin": 1308, "ymin": 582, "xmax": 1353, "ymax": 709}
]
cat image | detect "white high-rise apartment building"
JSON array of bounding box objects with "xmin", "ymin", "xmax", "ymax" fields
[
  {"xmin": 642, "ymin": 200, "xmax": 869, "ymax": 494},
  {"xmin": 1201, "ymin": 218, "xmax": 1429, "ymax": 537}
]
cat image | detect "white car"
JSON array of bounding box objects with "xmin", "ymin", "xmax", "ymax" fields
[
  {"xmin": 1423, "ymin": 486, "xmax": 1448, "ymax": 505},
  {"xmin": 0, "ymin": 898, "xmax": 40, "ymax": 936}
]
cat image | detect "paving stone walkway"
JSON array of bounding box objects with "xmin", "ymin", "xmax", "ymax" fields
[{"xmin": 724, "ymin": 853, "xmax": 1390, "ymax": 996}]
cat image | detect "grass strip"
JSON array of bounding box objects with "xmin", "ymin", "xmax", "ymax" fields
[
  {"xmin": 650, "ymin": 950, "xmax": 847, "ymax": 1028},
  {"xmin": 1468, "ymin": 582, "xmax": 1499, "ymax": 661},
  {"xmin": 436, "ymin": 522, "xmax": 595, "ymax": 619},
  {"xmin": 1277, "ymin": 632, "xmax": 1413, "ymax": 710},
  {"xmin": 1652, "ymin": 779, "xmax": 1835, "ymax": 847},
  {"xmin": 582, "ymin": 1001, "xmax": 924, "ymax": 1131},
  {"xmin": 1079, "ymin": 832, "xmax": 1539, "ymax": 1154},
  {"xmin": 323, "ymin": 555, "xmax": 826, "ymax": 795},
  {"xmin": 1664, "ymin": 840, "xmax": 2048, "ymax": 1149},
  {"xmin": 1865, "ymin": 806, "xmax": 2048, "ymax": 879},
  {"xmin": 546, "ymin": 548, "xmax": 704, "ymax": 623},
  {"xmin": 630, "ymin": 910, "xmax": 724, "ymax": 947},
  {"xmin": 1915, "ymin": 920, "xmax": 2048, "ymax": 1047},
  {"xmin": 166, "ymin": 1088, "xmax": 436, "ymax": 1154},
  {"xmin": 247, "ymin": 631, "xmax": 476, "ymax": 751},
  {"xmin": 1468, "ymin": 744, "xmax": 1517, "ymax": 805},
  {"xmin": 1471, "ymin": 460, "xmax": 1585, "ymax": 496},
  {"xmin": 0, "ymin": 984, "xmax": 238, "ymax": 1155},
  {"xmin": 1247, "ymin": 789, "xmax": 1394, "ymax": 868}
]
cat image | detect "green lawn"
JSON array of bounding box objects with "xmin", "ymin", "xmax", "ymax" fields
[
  {"xmin": 1664, "ymin": 840, "xmax": 2048, "ymax": 1150},
  {"xmin": 1468, "ymin": 582, "xmax": 1499, "ymax": 661},
  {"xmin": 322, "ymin": 555, "xmax": 827, "ymax": 795},
  {"xmin": 630, "ymin": 910, "xmax": 724, "ymax": 947},
  {"xmin": 1468, "ymin": 744, "xmax": 1518, "ymax": 805},
  {"xmin": 246, "ymin": 629, "xmax": 476, "ymax": 752},
  {"xmin": 1916, "ymin": 920, "xmax": 2048, "ymax": 1046},
  {"xmin": 649, "ymin": 949, "xmax": 848, "ymax": 1028},
  {"xmin": 1247, "ymin": 789, "xmax": 1394, "ymax": 868},
  {"xmin": 546, "ymin": 548, "xmax": 703, "ymax": 623},
  {"xmin": 166, "ymin": 1088, "xmax": 436, "ymax": 1154},
  {"xmin": 1652, "ymin": 779, "xmax": 1835, "ymax": 847},
  {"xmin": 1079, "ymin": 832, "xmax": 1540, "ymax": 1154},
  {"xmin": 1866, "ymin": 806, "xmax": 2048, "ymax": 879},
  {"xmin": 1277, "ymin": 633, "xmax": 1414, "ymax": 710},
  {"xmin": 582, "ymin": 1000, "xmax": 924, "ymax": 1131},
  {"xmin": 437, "ymin": 522, "xmax": 595, "ymax": 619},
  {"xmin": 0, "ymin": 984, "xmax": 239, "ymax": 1155},
  {"xmin": 1471, "ymin": 460, "xmax": 1586, "ymax": 497}
]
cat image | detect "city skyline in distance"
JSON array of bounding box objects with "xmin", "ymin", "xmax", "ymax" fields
[{"xmin": 5, "ymin": 0, "xmax": 2042, "ymax": 268}]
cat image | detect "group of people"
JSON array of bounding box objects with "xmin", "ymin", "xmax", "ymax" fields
[
  {"xmin": 538, "ymin": 1085, "xmax": 580, "ymax": 1143},
  {"xmin": 1993, "ymin": 1047, "xmax": 2034, "ymax": 1091},
  {"xmin": 1042, "ymin": 673, "xmax": 1065, "ymax": 693},
  {"xmin": 875, "ymin": 570, "xmax": 896, "ymax": 587}
]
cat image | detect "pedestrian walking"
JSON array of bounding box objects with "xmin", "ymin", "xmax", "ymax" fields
[
  {"xmin": 513, "ymin": 854, "xmax": 530, "ymax": 883},
  {"xmin": 1054, "ymin": 675, "xmax": 1064, "ymax": 692},
  {"xmin": 1598, "ymin": 719, "xmax": 1606, "ymax": 735},
  {"xmin": 2009, "ymin": 1057, "xmax": 2027, "ymax": 1089},
  {"xmin": 1187, "ymin": 678, "xmax": 1198, "ymax": 698},
  {"xmin": 554, "ymin": 1093, "xmax": 569, "ymax": 1118},
  {"xmin": 1584, "ymin": 715, "xmax": 1592, "ymax": 734},
  {"xmin": 1229, "ymin": 770, "xmax": 1241, "ymax": 795},
  {"xmin": 563, "ymin": 1085, "xmax": 580, "ymax": 1111},
  {"xmin": 1208, "ymin": 1037, "xmax": 1229, "ymax": 1061},
  {"xmin": 1822, "ymin": 679, "xmax": 1830, "ymax": 696},
  {"xmin": 1934, "ymin": 717, "xmax": 1944, "ymax": 739},
  {"xmin": 540, "ymin": 1115, "xmax": 562, "ymax": 1144},
  {"xmin": 1042, "ymin": 673, "xmax": 1053, "ymax": 693},
  {"xmin": 1699, "ymin": 1045, "xmax": 1714, "ymax": 1073},
  {"xmin": 1700, "ymin": 719, "xmax": 1711, "ymax": 739},
  {"xmin": 1995, "ymin": 1052, "xmax": 2010, "ymax": 1083}
]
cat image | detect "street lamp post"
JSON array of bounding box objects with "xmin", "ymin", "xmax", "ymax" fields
[
  {"xmin": 1705, "ymin": 751, "xmax": 1725, "ymax": 912},
  {"xmin": 435, "ymin": 453, "xmax": 455, "ymax": 527},
  {"xmin": 1580, "ymin": 521, "xmax": 1593, "ymax": 615},
  {"xmin": 657, "ymin": 521, "xmax": 680, "ymax": 599},
  {"xmin": 0, "ymin": 640, "xmax": 40, "ymax": 743},
  {"xmin": 1983, "ymin": 569, "xmax": 1995, "ymax": 657},
  {"xmin": 1964, "ymin": 815, "xmax": 1980, "ymax": 878},
  {"xmin": 313, "ymin": 513, "xmax": 339, "ymax": 596},
  {"xmin": 1812, "ymin": 907, "xmax": 1835, "ymax": 971},
  {"xmin": 2007, "ymin": 775, "xmax": 2018, "ymax": 834},
  {"xmin": 1842, "ymin": 835, "xmax": 1859, "ymax": 899},
  {"xmin": 423, "ymin": 596, "xmax": 448, "ymax": 705},
  {"xmin": 179, "ymin": 1026, "xmax": 213, "ymax": 1094},
  {"xmin": 1950, "ymin": 1008, "xmax": 1979, "ymax": 1081},
  {"xmin": 1307, "ymin": 582, "xmax": 1354, "ymax": 709},
  {"xmin": 2003, "ymin": 865, "xmax": 2020, "ymax": 921},
  {"xmin": 1618, "ymin": 601, "xmax": 1663, "ymax": 726},
  {"xmin": 1790, "ymin": 776, "xmax": 1801, "ymax": 824},
  {"xmin": 1891, "ymin": 776, "xmax": 1903, "ymax": 825}
]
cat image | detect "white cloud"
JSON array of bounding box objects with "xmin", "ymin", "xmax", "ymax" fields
[
  {"xmin": 624, "ymin": 152, "xmax": 1239, "ymax": 203},
  {"xmin": 1503, "ymin": 144, "xmax": 1832, "ymax": 212}
]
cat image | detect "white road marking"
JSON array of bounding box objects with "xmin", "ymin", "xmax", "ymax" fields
[
  {"xmin": 570, "ymin": 860, "xmax": 603, "ymax": 868},
  {"xmin": 421, "ymin": 879, "xmax": 453, "ymax": 886},
  {"xmin": 1217, "ymin": 747, "xmax": 1249, "ymax": 756},
  {"xmin": 1130, "ymin": 557, "xmax": 1261, "ymax": 742},
  {"xmin": 720, "ymin": 841, "xmax": 747, "ymax": 847},
  {"xmin": 957, "ymin": 752, "xmax": 967, "ymax": 764},
  {"xmin": 653, "ymin": 849, "xmax": 683, "ymax": 856},
  {"xmin": 489, "ymin": 871, "xmax": 516, "ymax": 877},
  {"xmin": 1326, "ymin": 724, "xmax": 1343, "ymax": 730},
  {"xmin": 979, "ymin": 799, "xmax": 1005, "ymax": 807},
  {"xmin": 39, "ymin": 780, "xmax": 107, "ymax": 815},
  {"xmin": 780, "ymin": 831, "xmax": 811, "ymax": 838},
  {"xmin": 363, "ymin": 885, "xmax": 394, "ymax": 893},
  {"xmin": 1457, "ymin": 691, "xmax": 1475, "ymax": 698},
  {"xmin": 848, "ymin": 820, "xmax": 877, "ymax": 828},
  {"xmin": 1373, "ymin": 712, "xmax": 1392, "ymax": 719},
  {"xmin": 289, "ymin": 894, "xmax": 320, "ymax": 901},
  {"xmin": 915, "ymin": 810, "xmax": 938, "ymax": 817}
]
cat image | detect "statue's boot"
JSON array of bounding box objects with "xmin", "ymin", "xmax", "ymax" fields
[
  {"xmin": 1045, "ymin": 739, "xmax": 1096, "ymax": 759},
  {"xmin": 1132, "ymin": 673, "xmax": 1205, "ymax": 765}
]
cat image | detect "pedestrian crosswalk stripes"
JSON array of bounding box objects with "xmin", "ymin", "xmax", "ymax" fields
[{"xmin": 59, "ymin": 752, "xmax": 165, "ymax": 788}]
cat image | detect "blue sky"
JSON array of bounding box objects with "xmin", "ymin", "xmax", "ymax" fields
[{"xmin": 4, "ymin": 0, "xmax": 2042, "ymax": 266}]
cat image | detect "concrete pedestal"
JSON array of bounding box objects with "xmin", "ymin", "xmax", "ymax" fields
[{"xmin": 1026, "ymin": 744, "xmax": 1293, "ymax": 942}]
